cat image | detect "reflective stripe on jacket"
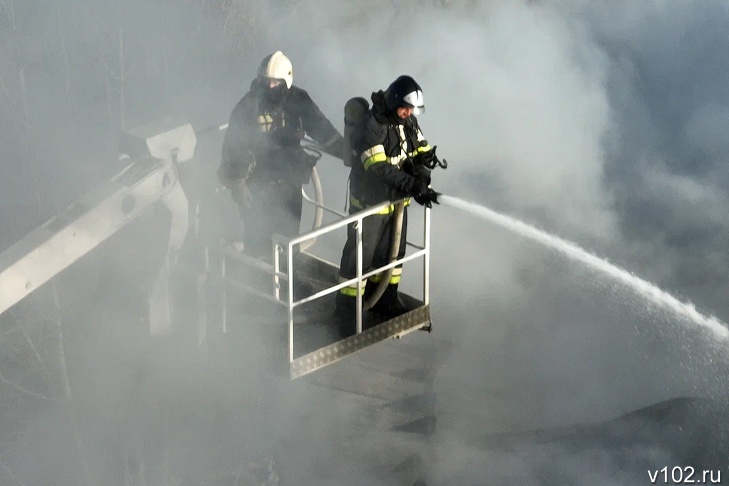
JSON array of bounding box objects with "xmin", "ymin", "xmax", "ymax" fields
[{"xmin": 348, "ymin": 90, "xmax": 432, "ymax": 209}]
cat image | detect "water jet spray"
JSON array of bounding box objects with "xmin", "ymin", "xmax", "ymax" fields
[{"xmin": 440, "ymin": 195, "xmax": 729, "ymax": 342}]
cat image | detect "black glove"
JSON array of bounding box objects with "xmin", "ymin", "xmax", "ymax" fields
[
  {"xmin": 271, "ymin": 125, "xmax": 304, "ymax": 147},
  {"xmin": 409, "ymin": 176, "xmax": 429, "ymax": 200},
  {"xmin": 283, "ymin": 150, "xmax": 318, "ymax": 184},
  {"xmin": 218, "ymin": 159, "xmax": 253, "ymax": 187},
  {"xmin": 412, "ymin": 164, "xmax": 431, "ymax": 185},
  {"xmin": 414, "ymin": 146, "xmax": 448, "ymax": 170},
  {"xmin": 414, "ymin": 187, "xmax": 440, "ymax": 208}
]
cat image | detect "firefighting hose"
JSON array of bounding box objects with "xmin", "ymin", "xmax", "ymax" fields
[
  {"xmin": 363, "ymin": 201, "xmax": 405, "ymax": 310},
  {"xmin": 297, "ymin": 134, "xmax": 400, "ymax": 309},
  {"xmin": 364, "ymin": 150, "xmax": 447, "ymax": 310},
  {"xmin": 299, "ymin": 141, "xmax": 324, "ymax": 252}
]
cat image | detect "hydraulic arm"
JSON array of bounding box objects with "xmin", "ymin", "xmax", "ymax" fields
[{"xmin": 0, "ymin": 121, "xmax": 195, "ymax": 334}]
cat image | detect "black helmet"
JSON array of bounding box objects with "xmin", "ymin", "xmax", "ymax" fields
[{"xmin": 385, "ymin": 75, "xmax": 425, "ymax": 114}]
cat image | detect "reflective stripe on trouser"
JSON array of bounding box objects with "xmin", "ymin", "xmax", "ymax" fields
[
  {"xmin": 338, "ymin": 208, "xmax": 407, "ymax": 296},
  {"xmin": 339, "ymin": 275, "xmax": 365, "ymax": 297},
  {"xmin": 339, "ymin": 266, "xmax": 402, "ymax": 296},
  {"xmin": 368, "ymin": 267, "xmax": 402, "ymax": 284}
]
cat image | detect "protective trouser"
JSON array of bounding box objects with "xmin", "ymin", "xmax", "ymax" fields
[
  {"xmin": 336, "ymin": 208, "xmax": 408, "ymax": 316},
  {"xmin": 238, "ymin": 179, "xmax": 303, "ymax": 260}
]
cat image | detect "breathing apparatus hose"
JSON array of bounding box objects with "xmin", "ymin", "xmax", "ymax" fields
[{"xmin": 363, "ymin": 200, "xmax": 405, "ymax": 310}]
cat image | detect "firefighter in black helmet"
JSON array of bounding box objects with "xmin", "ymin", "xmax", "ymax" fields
[
  {"xmin": 218, "ymin": 51, "xmax": 344, "ymax": 258},
  {"xmin": 335, "ymin": 75, "xmax": 441, "ymax": 320}
]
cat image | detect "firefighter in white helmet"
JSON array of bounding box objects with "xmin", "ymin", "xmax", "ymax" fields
[{"xmin": 218, "ymin": 51, "xmax": 343, "ymax": 258}]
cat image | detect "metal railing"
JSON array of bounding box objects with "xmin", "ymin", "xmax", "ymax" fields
[{"xmin": 272, "ymin": 198, "xmax": 432, "ymax": 364}]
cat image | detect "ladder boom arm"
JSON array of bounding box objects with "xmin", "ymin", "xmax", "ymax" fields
[{"xmin": 0, "ymin": 159, "xmax": 180, "ymax": 316}]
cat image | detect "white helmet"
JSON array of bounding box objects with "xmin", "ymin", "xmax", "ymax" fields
[{"xmin": 258, "ymin": 51, "xmax": 293, "ymax": 89}]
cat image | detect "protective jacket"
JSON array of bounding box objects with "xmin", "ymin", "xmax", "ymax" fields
[
  {"xmin": 219, "ymin": 81, "xmax": 343, "ymax": 185},
  {"xmin": 348, "ymin": 90, "xmax": 432, "ymax": 212}
]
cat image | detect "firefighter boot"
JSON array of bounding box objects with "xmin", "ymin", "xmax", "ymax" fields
[
  {"xmin": 362, "ymin": 279, "xmax": 377, "ymax": 301},
  {"xmin": 370, "ymin": 283, "xmax": 408, "ymax": 319},
  {"xmin": 334, "ymin": 292, "xmax": 357, "ymax": 338},
  {"xmin": 335, "ymin": 292, "xmax": 356, "ymax": 318}
]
